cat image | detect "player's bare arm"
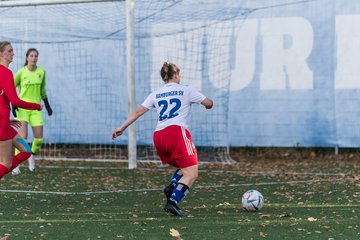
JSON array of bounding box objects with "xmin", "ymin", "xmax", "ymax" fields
[{"xmin": 112, "ymin": 105, "xmax": 149, "ymax": 139}]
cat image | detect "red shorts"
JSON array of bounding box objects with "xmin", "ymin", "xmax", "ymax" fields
[
  {"xmin": 0, "ymin": 123, "xmax": 17, "ymax": 141},
  {"xmin": 153, "ymin": 125, "xmax": 198, "ymax": 168}
]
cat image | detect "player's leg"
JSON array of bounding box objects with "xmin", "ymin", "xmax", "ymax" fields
[
  {"xmin": 29, "ymin": 126, "xmax": 43, "ymax": 172},
  {"xmin": 164, "ymin": 168, "xmax": 183, "ymax": 200},
  {"xmin": 11, "ymin": 120, "xmax": 28, "ymax": 175},
  {"xmin": 153, "ymin": 128, "xmax": 179, "ymax": 199},
  {"xmin": 163, "ymin": 126, "xmax": 198, "ymax": 217},
  {"xmin": 177, "ymin": 164, "xmax": 198, "ymax": 188},
  {"xmin": 165, "ymin": 164, "xmax": 198, "ymax": 214},
  {"xmin": 0, "ymin": 139, "xmax": 14, "ymax": 178},
  {"xmin": 31, "ymin": 126, "xmax": 43, "ymax": 154},
  {"xmin": 11, "ymin": 135, "xmax": 32, "ymax": 171},
  {"xmin": 28, "ymin": 110, "xmax": 44, "ymax": 172},
  {"xmin": 164, "ymin": 164, "xmax": 198, "ymax": 217}
]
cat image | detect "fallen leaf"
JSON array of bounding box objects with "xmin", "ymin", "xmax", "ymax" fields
[
  {"xmin": 216, "ymin": 202, "xmax": 231, "ymax": 207},
  {"xmin": 170, "ymin": 228, "xmax": 182, "ymax": 239}
]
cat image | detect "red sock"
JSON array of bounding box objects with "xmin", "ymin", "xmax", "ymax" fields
[
  {"xmin": 11, "ymin": 152, "xmax": 31, "ymax": 171},
  {"xmin": 0, "ymin": 164, "xmax": 10, "ymax": 178}
]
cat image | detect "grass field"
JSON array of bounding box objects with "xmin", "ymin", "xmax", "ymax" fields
[{"xmin": 0, "ymin": 157, "xmax": 359, "ymax": 240}]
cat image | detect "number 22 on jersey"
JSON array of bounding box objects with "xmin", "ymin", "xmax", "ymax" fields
[{"xmin": 158, "ymin": 98, "xmax": 181, "ymax": 121}]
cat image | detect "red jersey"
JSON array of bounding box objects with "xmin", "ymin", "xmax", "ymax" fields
[{"xmin": 0, "ymin": 65, "xmax": 41, "ymax": 140}]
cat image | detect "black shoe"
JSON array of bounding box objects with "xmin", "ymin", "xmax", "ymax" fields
[
  {"xmin": 163, "ymin": 202, "xmax": 186, "ymax": 217},
  {"xmin": 163, "ymin": 184, "xmax": 174, "ymax": 200}
]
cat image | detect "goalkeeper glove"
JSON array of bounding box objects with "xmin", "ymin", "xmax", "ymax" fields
[
  {"xmin": 43, "ymin": 98, "xmax": 53, "ymax": 116},
  {"xmin": 11, "ymin": 104, "xmax": 18, "ymax": 117}
]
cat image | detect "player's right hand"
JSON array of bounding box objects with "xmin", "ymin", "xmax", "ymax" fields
[{"xmin": 112, "ymin": 129, "xmax": 124, "ymax": 139}]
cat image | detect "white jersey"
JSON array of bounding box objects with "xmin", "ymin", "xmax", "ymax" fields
[{"xmin": 141, "ymin": 82, "xmax": 206, "ymax": 131}]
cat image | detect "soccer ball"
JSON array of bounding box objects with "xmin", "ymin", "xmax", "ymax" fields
[{"xmin": 241, "ymin": 189, "xmax": 264, "ymax": 212}]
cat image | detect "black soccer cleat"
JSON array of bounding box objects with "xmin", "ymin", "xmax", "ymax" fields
[
  {"xmin": 163, "ymin": 184, "xmax": 175, "ymax": 200},
  {"xmin": 163, "ymin": 202, "xmax": 186, "ymax": 217}
]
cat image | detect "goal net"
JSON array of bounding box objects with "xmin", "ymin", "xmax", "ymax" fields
[{"xmin": 0, "ymin": 0, "xmax": 250, "ymax": 165}]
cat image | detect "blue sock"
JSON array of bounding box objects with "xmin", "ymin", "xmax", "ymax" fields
[
  {"xmin": 169, "ymin": 183, "xmax": 190, "ymax": 205},
  {"xmin": 170, "ymin": 169, "xmax": 183, "ymax": 186}
]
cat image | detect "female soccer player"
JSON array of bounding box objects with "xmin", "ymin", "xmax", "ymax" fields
[
  {"xmin": 0, "ymin": 41, "xmax": 42, "ymax": 179},
  {"xmin": 11, "ymin": 48, "xmax": 53, "ymax": 174},
  {"xmin": 112, "ymin": 62, "xmax": 213, "ymax": 217}
]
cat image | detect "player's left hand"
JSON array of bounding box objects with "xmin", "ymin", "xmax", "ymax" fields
[
  {"xmin": 43, "ymin": 98, "xmax": 53, "ymax": 116},
  {"xmin": 9, "ymin": 119, "xmax": 22, "ymax": 128},
  {"xmin": 46, "ymin": 106, "xmax": 53, "ymax": 116},
  {"xmin": 11, "ymin": 104, "xmax": 18, "ymax": 117}
]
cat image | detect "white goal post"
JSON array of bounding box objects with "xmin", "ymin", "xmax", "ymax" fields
[
  {"xmin": 0, "ymin": 0, "xmax": 138, "ymax": 169},
  {"xmin": 126, "ymin": 0, "xmax": 136, "ymax": 169}
]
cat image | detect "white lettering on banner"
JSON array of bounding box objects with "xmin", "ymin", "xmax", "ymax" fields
[
  {"xmin": 260, "ymin": 17, "xmax": 314, "ymax": 90},
  {"xmin": 230, "ymin": 17, "xmax": 314, "ymax": 91},
  {"xmin": 335, "ymin": 15, "xmax": 360, "ymax": 89},
  {"xmin": 151, "ymin": 17, "xmax": 316, "ymax": 91},
  {"xmin": 151, "ymin": 16, "xmax": 360, "ymax": 91},
  {"xmin": 230, "ymin": 19, "xmax": 258, "ymax": 91}
]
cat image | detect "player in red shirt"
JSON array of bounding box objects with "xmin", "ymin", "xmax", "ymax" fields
[
  {"xmin": 0, "ymin": 41, "xmax": 42, "ymax": 179},
  {"xmin": 112, "ymin": 62, "xmax": 213, "ymax": 216}
]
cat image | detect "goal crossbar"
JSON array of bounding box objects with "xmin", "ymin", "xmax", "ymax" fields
[{"xmin": 0, "ymin": 0, "xmax": 123, "ymax": 7}]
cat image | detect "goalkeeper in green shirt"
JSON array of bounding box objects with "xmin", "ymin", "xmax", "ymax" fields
[{"xmin": 12, "ymin": 48, "xmax": 52, "ymax": 175}]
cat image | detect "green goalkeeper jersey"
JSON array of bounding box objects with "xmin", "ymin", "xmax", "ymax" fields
[{"xmin": 14, "ymin": 66, "xmax": 47, "ymax": 105}]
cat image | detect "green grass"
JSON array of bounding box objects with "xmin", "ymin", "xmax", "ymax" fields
[{"xmin": 0, "ymin": 158, "xmax": 359, "ymax": 239}]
